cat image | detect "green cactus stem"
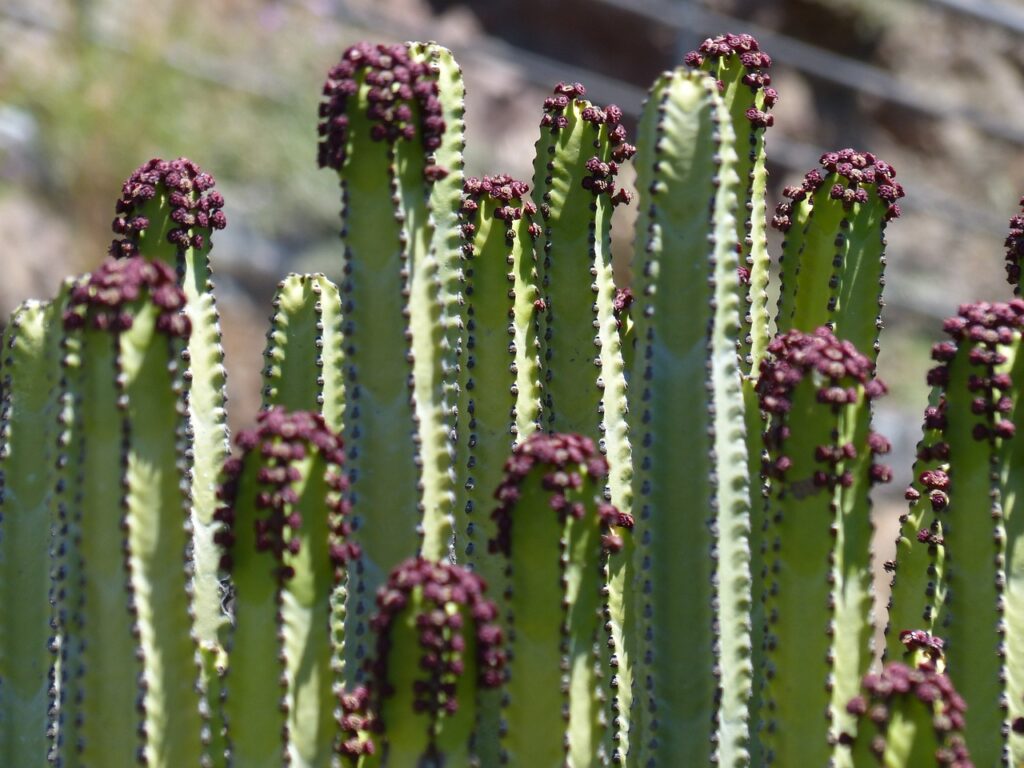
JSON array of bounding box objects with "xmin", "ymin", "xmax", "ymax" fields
[
  {"xmin": 362, "ymin": 557, "xmax": 504, "ymax": 766},
  {"xmin": 886, "ymin": 300, "xmax": 1024, "ymax": 766},
  {"xmin": 261, "ymin": 273, "xmax": 345, "ymax": 430},
  {"xmin": 108, "ymin": 157, "xmax": 231, "ymax": 647},
  {"xmin": 683, "ymin": 32, "xmax": 775, "ymax": 372},
  {"xmin": 756, "ymin": 328, "xmax": 889, "ymax": 766},
  {"xmin": 0, "ymin": 292, "xmax": 68, "ymax": 765},
  {"xmin": 489, "ymin": 432, "xmax": 633, "ymax": 767},
  {"xmin": 627, "ymin": 67, "xmax": 752, "ymax": 767},
  {"xmin": 772, "ymin": 148, "xmax": 903, "ymax": 361},
  {"xmin": 216, "ymin": 408, "xmax": 356, "ymax": 767},
  {"xmin": 56, "ymin": 257, "xmax": 205, "ymax": 766},
  {"xmin": 318, "ymin": 43, "xmax": 465, "ymax": 671},
  {"xmin": 839, "ymin": 661, "xmax": 971, "ymax": 767}
]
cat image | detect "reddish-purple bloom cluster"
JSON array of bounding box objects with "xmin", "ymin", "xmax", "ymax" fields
[
  {"xmin": 108, "ymin": 157, "xmax": 226, "ymax": 259},
  {"xmin": 757, "ymin": 328, "xmax": 890, "ymax": 487},
  {"xmin": 214, "ymin": 408, "xmax": 355, "ymax": 579},
  {"xmin": 840, "ymin": 662, "xmax": 971, "ymax": 767},
  {"xmin": 771, "ymin": 148, "xmax": 904, "ymax": 232},
  {"xmin": 63, "ymin": 256, "xmax": 189, "ymax": 338},
  {"xmin": 1006, "ymin": 196, "xmax": 1024, "ymax": 290},
  {"xmin": 612, "ymin": 287, "xmax": 634, "ymax": 330},
  {"xmin": 335, "ymin": 686, "xmax": 376, "ymax": 762},
  {"xmin": 490, "ymin": 432, "xmax": 634, "ymax": 556},
  {"xmin": 317, "ymin": 42, "xmax": 446, "ymax": 179},
  {"xmin": 540, "ymin": 83, "xmax": 636, "ymax": 206},
  {"xmin": 460, "ymin": 175, "xmax": 541, "ymax": 249},
  {"xmin": 368, "ymin": 558, "xmax": 505, "ymax": 721},
  {"xmin": 684, "ymin": 33, "xmax": 776, "ymax": 126},
  {"xmin": 899, "ymin": 629, "xmax": 946, "ymax": 663}
]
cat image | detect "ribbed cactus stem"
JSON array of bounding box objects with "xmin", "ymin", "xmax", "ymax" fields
[
  {"xmin": 363, "ymin": 557, "xmax": 504, "ymax": 765},
  {"xmin": 887, "ymin": 300, "xmax": 1024, "ymax": 766},
  {"xmin": 318, "ymin": 44, "xmax": 464, "ymax": 672},
  {"xmin": 490, "ymin": 433, "xmax": 633, "ymax": 767},
  {"xmin": 756, "ymin": 328, "xmax": 888, "ymax": 765},
  {"xmin": 0, "ymin": 294, "xmax": 67, "ymax": 765},
  {"xmin": 839, "ymin": 661, "xmax": 971, "ymax": 767},
  {"xmin": 57, "ymin": 257, "xmax": 205, "ymax": 766},
  {"xmin": 628, "ymin": 67, "xmax": 751, "ymax": 767},
  {"xmin": 683, "ymin": 32, "xmax": 776, "ymax": 372},
  {"xmin": 772, "ymin": 148, "xmax": 903, "ymax": 361},
  {"xmin": 109, "ymin": 157, "xmax": 230, "ymax": 646},
  {"xmin": 216, "ymin": 408, "xmax": 356, "ymax": 767},
  {"xmin": 262, "ymin": 273, "xmax": 345, "ymax": 430}
]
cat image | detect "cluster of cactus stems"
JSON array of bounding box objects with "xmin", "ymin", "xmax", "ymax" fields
[{"xmin": 6, "ymin": 32, "xmax": 1024, "ymax": 768}]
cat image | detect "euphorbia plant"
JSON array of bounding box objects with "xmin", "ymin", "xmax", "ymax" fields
[{"xmin": 3, "ymin": 32, "xmax": 1024, "ymax": 768}]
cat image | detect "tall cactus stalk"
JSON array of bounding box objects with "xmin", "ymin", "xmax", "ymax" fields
[
  {"xmin": 489, "ymin": 432, "xmax": 633, "ymax": 767},
  {"xmin": 55, "ymin": 257, "xmax": 205, "ymax": 766},
  {"xmin": 886, "ymin": 300, "xmax": 1024, "ymax": 766},
  {"xmin": 318, "ymin": 44, "xmax": 465, "ymax": 674},
  {"xmin": 0, "ymin": 290, "xmax": 68, "ymax": 764},
  {"xmin": 216, "ymin": 408, "xmax": 357, "ymax": 767},
  {"xmin": 626, "ymin": 67, "xmax": 751, "ymax": 767},
  {"xmin": 755, "ymin": 328, "xmax": 888, "ymax": 765},
  {"xmin": 108, "ymin": 158, "xmax": 231, "ymax": 647}
]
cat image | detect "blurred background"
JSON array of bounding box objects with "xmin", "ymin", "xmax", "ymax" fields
[{"xmin": 3, "ymin": 0, "xmax": 1024, "ymax": 566}]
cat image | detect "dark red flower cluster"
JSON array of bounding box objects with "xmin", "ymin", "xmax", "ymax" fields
[
  {"xmin": 899, "ymin": 629, "xmax": 946, "ymax": 662},
  {"xmin": 317, "ymin": 42, "xmax": 446, "ymax": 178},
  {"xmin": 771, "ymin": 148, "xmax": 904, "ymax": 232},
  {"xmin": 840, "ymin": 662, "xmax": 971, "ymax": 767},
  {"xmin": 63, "ymin": 256, "xmax": 189, "ymax": 338},
  {"xmin": 489, "ymin": 432, "xmax": 634, "ymax": 556},
  {"xmin": 1006, "ymin": 196, "xmax": 1024, "ymax": 290},
  {"xmin": 214, "ymin": 408, "xmax": 355, "ymax": 579},
  {"xmin": 539, "ymin": 83, "xmax": 636, "ymax": 206},
  {"xmin": 612, "ymin": 287, "xmax": 634, "ymax": 330},
  {"xmin": 368, "ymin": 558, "xmax": 505, "ymax": 721},
  {"xmin": 757, "ymin": 328, "xmax": 889, "ymax": 487},
  {"xmin": 335, "ymin": 686, "xmax": 376, "ymax": 761},
  {"xmin": 108, "ymin": 157, "xmax": 226, "ymax": 259},
  {"xmin": 460, "ymin": 175, "xmax": 541, "ymax": 249},
  {"xmin": 683, "ymin": 33, "xmax": 776, "ymax": 126}
]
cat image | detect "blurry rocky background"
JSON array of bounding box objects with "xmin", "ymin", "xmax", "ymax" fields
[{"xmin": 3, "ymin": 0, "xmax": 1024, "ymax": 584}]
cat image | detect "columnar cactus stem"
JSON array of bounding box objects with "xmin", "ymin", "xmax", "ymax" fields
[
  {"xmin": 627, "ymin": 67, "xmax": 751, "ymax": 767},
  {"xmin": 772, "ymin": 148, "xmax": 903, "ymax": 361},
  {"xmin": 318, "ymin": 44, "xmax": 465, "ymax": 673},
  {"xmin": 109, "ymin": 158, "xmax": 231, "ymax": 646},
  {"xmin": 839, "ymin": 660, "xmax": 971, "ymax": 767},
  {"xmin": 363, "ymin": 557, "xmax": 505, "ymax": 765},
  {"xmin": 489, "ymin": 433, "xmax": 633, "ymax": 767},
  {"xmin": 217, "ymin": 408, "xmax": 356, "ymax": 767},
  {"xmin": 57, "ymin": 257, "xmax": 205, "ymax": 766},
  {"xmin": 261, "ymin": 273, "xmax": 345, "ymax": 430},
  {"xmin": 887, "ymin": 300, "xmax": 1024, "ymax": 766},
  {"xmin": 756, "ymin": 328, "xmax": 888, "ymax": 765},
  {"xmin": 0, "ymin": 293, "xmax": 67, "ymax": 764}
]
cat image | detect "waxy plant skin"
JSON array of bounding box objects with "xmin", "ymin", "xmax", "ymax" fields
[{"xmin": 3, "ymin": 32, "xmax": 1024, "ymax": 768}]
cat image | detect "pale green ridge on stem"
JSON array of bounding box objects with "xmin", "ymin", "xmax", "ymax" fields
[
  {"xmin": 628, "ymin": 68, "xmax": 749, "ymax": 767},
  {"xmin": 884, "ymin": 400, "xmax": 947, "ymax": 657},
  {"xmin": 280, "ymin": 465, "xmax": 338, "ymax": 767},
  {"xmin": 131, "ymin": 178, "xmax": 231, "ymax": 648},
  {"xmin": 121, "ymin": 301, "xmax": 207, "ymax": 767},
  {"xmin": 760, "ymin": 380, "xmax": 841, "ymax": 767},
  {"xmin": 223, "ymin": 461, "xmax": 285, "ymax": 768},
  {"xmin": 408, "ymin": 43, "xmax": 466, "ymax": 563},
  {"xmin": 1002, "ymin": 340, "xmax": 1024, "ymax": 764},
  {"xmin": 335, "ymin": 78, "xmax": 421, "ymax": 678},
  {"xmin": 936, "ymin": 337, "xmax": 1011, "ymax": 766},
  {"xmin": 0, "ymin": 298, "xmax": 64, "ymax": 766},
  {"xmin": 262, "ymin": 273, "xmax": 345, "ymax": 430}
]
